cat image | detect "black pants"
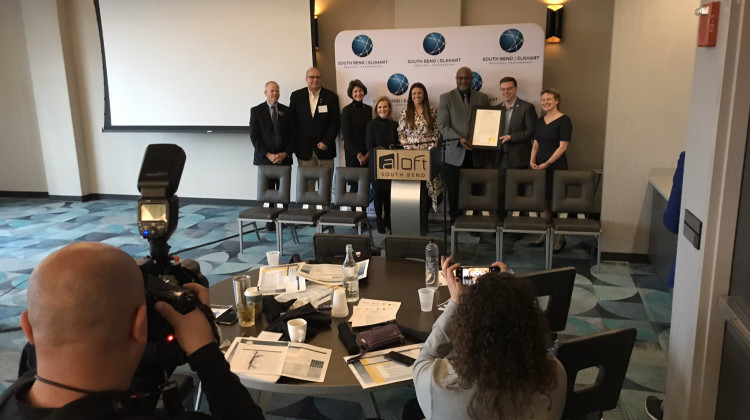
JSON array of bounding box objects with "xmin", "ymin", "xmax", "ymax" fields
[
  {"xmin": 445, "ymin": 153, "xmax": 474, "ymax": 223},
  {"xmin": 373, "ymin": 180, "xmax": 391, "ymax": 221},
  {"xmin": 345, "ymin": 153, "xmax": 361, "ymax": 193}
]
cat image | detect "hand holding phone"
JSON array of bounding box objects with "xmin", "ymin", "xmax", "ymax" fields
[{"xmin": 456, "ymin": 265, "xmax": 501, "ymax": 286}]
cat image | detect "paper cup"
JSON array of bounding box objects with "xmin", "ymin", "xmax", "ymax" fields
[
  {"xmin": 418, "ymin": 288, "xmax": 435, "ymax": 312},
  {"xmin": 266, "ymin": 250, "xmax": 280, "ymax": 266}
]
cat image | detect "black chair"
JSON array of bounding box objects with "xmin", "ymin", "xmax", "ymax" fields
[
  {"xmin": 384, "ymin": 235, "xmax": 446, "ymax": 260},
  {"xmin": 551, "ymin": 170, "xmax": 602, "ymax": 272},
  {"xmin": 500, "ymin": 169, "xmax": 550, "ymax": 268},
  {"xmin": 277, "ymin": 167, "xmax": 332, "ymax": 255},
  {"xmin": 555, "ymin": 328, "xmax": 637, "ymax": 420},
  {"xmin": 516, "ymin": 266, "xmax": 576, "ymax": 344},
  {"xmin": 317, "ymin": 167, "xmax": 372, "ymax": 244},
  {"xmin": 313, "ymin": 233, "xmax": 371, "ymax": 264},
  {"xmin": 237, "ymin": 165, "xmax": 291, "ymax": 253},
  {"xmin": 450, "ymin": 169, "xmax": 501, "ymax": 261}
]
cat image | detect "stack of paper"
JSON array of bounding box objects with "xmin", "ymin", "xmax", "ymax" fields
[
  {"xmin": 225, "ymin": 337, "xmax": 332, "ymax": 383},
  {"xmin": 297, "ymin": 260, "xmax": 369, "ymax": 285},
  {"xmin": 349, "ymin": 299, "xmax": 401, "ymax": 328},
  {"xmin": 258, "ymin": 263, "xmax": 305, "ymax": 295}
]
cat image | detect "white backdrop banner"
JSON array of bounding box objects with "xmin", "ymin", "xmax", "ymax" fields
[{"xmin": 334, "ymin": 24, "xmax": 545, "ymax": 118}]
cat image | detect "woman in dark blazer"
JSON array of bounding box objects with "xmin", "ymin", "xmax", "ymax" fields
[
  {"xmin": 366, "ymin": 96, "xmax": 399, "ymax": 234},
  {"xmin": 340, "ymin": 80, "xmax": 372, "ymax": 192}
]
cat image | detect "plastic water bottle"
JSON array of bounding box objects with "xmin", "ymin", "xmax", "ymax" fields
[
  {"xmin": 425, "ymin": 240, "xmax": 439, "ymax": 289},
  {"xmin": 343, "ymin": 244, "xmax": 359, "ymax": 302}
]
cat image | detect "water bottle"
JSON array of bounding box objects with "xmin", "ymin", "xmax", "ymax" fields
[
  {"xmin": 425, "ymin": 240, "xmax": 439, "ymax": 289},
  {"xmin": 343, "ymin": 244, "xmax": 359, "ymax": 302}
]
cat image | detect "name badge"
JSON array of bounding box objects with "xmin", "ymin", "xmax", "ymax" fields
[{"xmin": 318, "ymin": 105, "xmax": 328, "ymax": 113}]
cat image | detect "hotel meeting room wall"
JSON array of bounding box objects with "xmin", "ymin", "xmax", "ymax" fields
[{"xmin": 2, "ymin": 0, "xmax": 691, "ymax": 255}]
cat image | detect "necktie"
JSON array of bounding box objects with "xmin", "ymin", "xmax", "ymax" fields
[
  {"xmin": 271, "ymin": 106, "xmax": 281, "ymax": 147},
  {"xmin": 463, "ymin": 93, "xmax": 470, "ymax": 118}
]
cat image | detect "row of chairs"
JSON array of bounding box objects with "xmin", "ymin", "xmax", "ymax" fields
[
  {"xmin": 451, "ymin": 169, "xmax": 601, "ymax": 271},
  {"xmin": 314, "ymin": 233, "xmax": 634, "ymax": 420},
  {"xmin": 237, "ymin": 165, "xmax": 371, "ymax": 255}
]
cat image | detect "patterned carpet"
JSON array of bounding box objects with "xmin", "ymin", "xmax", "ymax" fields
[{"xmin": 0, "ymin": 197, "xmax": 670, "ymax": 419}]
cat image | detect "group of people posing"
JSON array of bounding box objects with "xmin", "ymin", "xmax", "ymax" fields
[{"xmin": 251, "ymin": 66, "xmax": 572, "ymax": 249}]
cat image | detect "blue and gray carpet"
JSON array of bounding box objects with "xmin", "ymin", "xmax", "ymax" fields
[{"xmin": 0, "ymin": 197, "xmax": 670, "ymax": 420}]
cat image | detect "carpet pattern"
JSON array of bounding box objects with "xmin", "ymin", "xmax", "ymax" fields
[{"xmin": 0, "ymin": 198, "xmax": 670, "ymax": 419}]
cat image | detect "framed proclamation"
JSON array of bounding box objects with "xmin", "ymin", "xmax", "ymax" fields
[{"xmin": 467, "ymin": 106, "xmax": 502, "ymax": 149}]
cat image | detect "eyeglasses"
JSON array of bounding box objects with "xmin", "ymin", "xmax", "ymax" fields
[
  {"xmin": 455, "ymin": 76, "xmax": 472, "ymax": 80},
  {"xmin": 306, "ymin": 75, "xmax": 321, "ymax": 79}
]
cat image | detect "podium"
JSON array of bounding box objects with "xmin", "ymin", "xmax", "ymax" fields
[{"xmin": 375, "ymin": 148, "xmax": 440, "ymax": 236}]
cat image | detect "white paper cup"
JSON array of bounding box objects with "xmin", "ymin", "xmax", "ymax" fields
[
  {"xmin": 331, "ymin": 288, "xmax": 350, "ymax": 318},
  {"xmin": 287, "ymin": 318, "xmax": 307, "ymax": 343},
  {"xmin": 266, "ymin": 250, "xmax": 280, "ymax": 266},
  {"xmin": 418, "ymin": 288, "xmax": 435, "ymax": 312}
]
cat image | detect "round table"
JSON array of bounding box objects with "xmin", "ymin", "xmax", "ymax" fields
[{"xmin": 210, "ymin": 256, "xmax": 448, "ymax": 417}]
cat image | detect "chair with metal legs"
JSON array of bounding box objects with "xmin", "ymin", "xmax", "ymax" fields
[
  {"xmin": 317, "ymin": 167, "xmax": 372, "ymax": 244},
  {"xmin": 500, "ymin": 169, "xmax": 550, "ymax": 268},
  {"xmin": 276, "ymin": 167, "xmax": 331, "ymax": 255},
  {"xmin": 450, "ymin": 169, "xmax": 501, "ymax": 261},
  {"xmin": 551, "ymin": 170, "xmax": 602, "ymax": 272},
  {"xmin": 237, "ymin": 165, "xmax": 291, "ymax": 253}
]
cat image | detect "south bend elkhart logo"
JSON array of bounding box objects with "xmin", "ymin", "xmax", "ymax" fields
[
  {"xmin": 499, "ymin": 29, "xmax": 524, "ymax": 53},
  {"xmin": 387, "ymin": 73, "xmax": 409, "ymax": 96},
  {"xmin": 351, "ymin": 35, "xmax": 373, "ymax": 57},
  {"xmin": 422, "ymin": 32, "xmax": 446, "ymax": 55},
  {"xmin": 471, "ymin": 72, "xmax": 483, "ymax": 91}
]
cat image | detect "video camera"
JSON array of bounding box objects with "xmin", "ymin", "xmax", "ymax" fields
[{"xmin": 135, "ymin": 144, "xmax": 217, "ymax": 403}]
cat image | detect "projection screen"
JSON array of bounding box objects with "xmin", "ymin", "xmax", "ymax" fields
[{"xmin": 95, "ymin": 0, "xmax": 314, "ymax": 132}]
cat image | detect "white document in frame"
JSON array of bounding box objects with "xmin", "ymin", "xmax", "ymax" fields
[
  {"xmin": 281, "ymin": 342, "xmax": 332, "ymax": 383},
  {"xmin": 258, "ymin": 264, "xmax": 305, "ymax": 295},
  {"xmin": 344, "ymin": 343, "xmax": 422, "ymax": 389},
  {"xmin": 225, "ymin": 337, "xmax": 288, "ymax": 379}
]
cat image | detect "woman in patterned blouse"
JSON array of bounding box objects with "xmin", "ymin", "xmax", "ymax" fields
[{"xmin": 397, "ymin": 83, "xmax": 443, "ymax": 212}]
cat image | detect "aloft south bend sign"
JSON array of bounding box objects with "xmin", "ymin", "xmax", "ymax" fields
[{"xmin": 375, "ymin": 149, "xmax": 431, "ymax": 181}]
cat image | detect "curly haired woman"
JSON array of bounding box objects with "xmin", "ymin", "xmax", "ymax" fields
[{"xmin": 411, "ymin": 256, "xmax": 566, "ymax": 420}]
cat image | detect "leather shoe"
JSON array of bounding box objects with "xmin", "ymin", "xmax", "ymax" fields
[
  {"xmin": 528, "ymin": 236, "xmax": 545, "ymax": 247},
  {"xmin": 266, "ymin": 222, "xmax": 276, "ymax": 232},
  {"xmin": 553, "ymin": 239, "xmax": 566, "ymax": 254}
]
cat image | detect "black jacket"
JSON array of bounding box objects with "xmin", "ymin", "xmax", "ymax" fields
[
  {"xmin": 0, "ymin": 344, "xmax": 263, "ymax": 420},
  {"xmin": 288, "ymin": 87, "xmax": 340, "ymax": 160},
  {"xmin": 249, "ymin": 101, "xmax": 293, "ymax": 166}
]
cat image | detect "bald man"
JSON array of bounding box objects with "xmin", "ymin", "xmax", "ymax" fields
[{"xmin": 0, "ymin": 242, "xmax": 263, "ymax": 419}]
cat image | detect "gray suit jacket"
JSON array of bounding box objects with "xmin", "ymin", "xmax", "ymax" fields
[
  {"xmin": 497, "ymin": 97, "xmax": 537, "ymax": 168},
  {"xmin": 437, "ymin": 88, "xmax": 490, "ymax": 167}
]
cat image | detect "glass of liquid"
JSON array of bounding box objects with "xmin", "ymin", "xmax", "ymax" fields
[{"xmin": 237, "ymin": 300, "xmax": 255, "ymax": 328}]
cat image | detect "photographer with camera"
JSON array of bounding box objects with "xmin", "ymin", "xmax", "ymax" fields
[{"xmin": 0, "ymin": 242, "xmax": 264, "ymax": 419}]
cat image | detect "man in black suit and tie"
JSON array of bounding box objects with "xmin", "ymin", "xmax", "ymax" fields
[
  {"xmin": 495, "ymin": 76, "xmax": 538, "ymax": 218},
  {"xmin": 250, "ymin": 81, "xmax": 292, "ymax": 231},
  {"xmin": 288, "ymin": 67, "xmax": 340, "ymax": 185}
]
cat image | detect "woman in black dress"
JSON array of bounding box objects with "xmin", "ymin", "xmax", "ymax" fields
[
  {"xmin": 530, "ymin": 88, "xmax": 572, "ymax": 252},
  {"xmin": 366, "ymin": 96, "xmax": 399, "ymax": 233},
  {"xmin": 340, "ymin": 80, "xmax": 372, "ymax": 192}
]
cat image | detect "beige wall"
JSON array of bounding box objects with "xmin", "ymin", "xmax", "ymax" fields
[
  {"xmin": 0, "ymin": 0, "xmax": 46, "ymax": 192},
  {"xmin": 601, "ymin": 0, "xmax": 696, "ymax": 254}
]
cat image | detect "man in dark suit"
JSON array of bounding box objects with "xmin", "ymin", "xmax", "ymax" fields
[
  {"xmin": 250, "ymin": 81, "xmax": 292, "ymax": 231},
  {"xmin": 437, "ymin": 67, "xmax": 490, "ymax": 223},
  {"xmin": 495, "ymin": 76, "xmax": 538, "ymax": 218},
  {"xmin": 288, "ymin": 67, "xmax": 340, "ymax": 186}
]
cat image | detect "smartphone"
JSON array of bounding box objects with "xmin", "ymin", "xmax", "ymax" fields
[
  {"xmin": 216, "ymin": 308, "xmax": 238, "ymax": 325},
  {"xmin": 384, "ymin": 351, "xmax": 416, "ymax": 367},
  {"xmin": 456, "ymin": 265, "xmax": 501, "ymax": 286}
]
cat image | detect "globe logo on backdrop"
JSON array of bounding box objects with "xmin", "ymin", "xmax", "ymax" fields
[
  {"xmin": 471, "ymin": 72, "xmax": 483, "ymax": 91},
  {"xmin": 422, "ymin": 32, "xmax": 446, "ymax": 55},
  {"xmin": 499, "ymin": 29, "xmax": 524, "ymax": 53},
  {"xmin": 387, "ymin": 73, "xmax": 409, "ymax": 96},
  {"xmin": 351, "ymin": 34, "xmax": 373, "ymax": 57}
]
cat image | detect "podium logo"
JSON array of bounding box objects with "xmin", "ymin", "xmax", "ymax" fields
[
  {"xmin": 352, "ymin": 35, "xmax": 373, "ymax": 57},
  {"xmin": 387, "ymin": 73, "xmax": 409, "ymax": 96},
  {"xmin": 471, "ymin": 72, "xmax": 483, "ymax": 91},
  {"xmin": 423, "ymin": 32, "xmax": 446, "ymax": 55},
  {"xmin": 378, "ymin": 153, "xmax": 428, "ymax": 171},
  {"xmin": 499, "ymin": 29, "xmax": 524, "ymax": 53}
]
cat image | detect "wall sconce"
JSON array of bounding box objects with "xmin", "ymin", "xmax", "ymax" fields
[
  {"xmin": 546, "ymin": 4, "xmax": 563, "ymax": 43},
  {"xmin": 313, "ymin": 15, "xmax": 319, "ymax": 50}
]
